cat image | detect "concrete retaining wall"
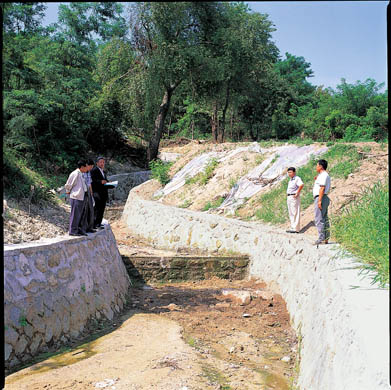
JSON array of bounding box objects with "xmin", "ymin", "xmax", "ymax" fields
[
  {"xmin": 4, "ymin": 226, "xmax": 131, "ymax": 371},
  {"xmin": 122, "ymin": 181, "xmax": 390, "ymax": 390},
  {"xmin": 108, "ymin": 171, "xmax": 151, "ymax": 201}
]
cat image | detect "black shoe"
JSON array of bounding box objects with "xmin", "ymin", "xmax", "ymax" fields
[
  {"xmin": 78, "ymin": 232, "xmax": 88, "ymax": 236},
  {"xmin": 87, "ymin": 229, "xmax": 97, "ymax": 233},
  {"xmin": 70, "ymin": 233, "xmax": 85, "ymax": 237}
]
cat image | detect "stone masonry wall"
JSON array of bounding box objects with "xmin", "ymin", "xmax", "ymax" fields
[
  {"xmin": 4, "ymin": 226, "xmax": 131, "ymax": 371},
  {"xmin": 122, "ymin": 181, "xmax": 390, "ymax": 390},
  {"xmin": 121, "ymin": 254, "xmax": 249, "ymax": 283}
]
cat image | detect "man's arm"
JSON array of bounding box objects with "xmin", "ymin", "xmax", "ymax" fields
[
  {"xmin": 295, "ymin": 184, "xmax": 304, "ymax": 198},
  {"xmin": 64, "ymin": 171, "xmax": 77, "ymax": 194},
  {"xmin": 318, "ymin": 186, "xmax": 325, "ymax": 209}
]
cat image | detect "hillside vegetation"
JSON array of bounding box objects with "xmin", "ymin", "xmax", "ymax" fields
[
  {"xmin": 2, "ymin": 3, "xmax": 387, "ymax": 206},
  {"xmin": 146, "ymin": 140, "xmax": 389, "ymax": 287},
  {"xmin": 2, "ymin": 3, "xmax": 388, "ymax": 286}
]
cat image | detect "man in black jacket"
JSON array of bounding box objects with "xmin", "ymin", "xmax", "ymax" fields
[{"xmin": 91, "ymin": 156, "xmax": 109, "ymax": 229}]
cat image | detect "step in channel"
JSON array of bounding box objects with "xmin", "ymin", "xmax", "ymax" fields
[{"xmin": 121, "ymin": 254, "xmax": 249, "ymax": 283}]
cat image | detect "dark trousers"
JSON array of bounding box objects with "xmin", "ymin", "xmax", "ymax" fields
[
  {"xmin": 93, "ymin": 193, "xmax": 107, "ymax": 227},
  {"xmin": 69, "ymin": 194, "xmax": 88, "ymax": 234},
  {"xmin": 86, "ymin": 191, "xmax": 95, "ymax": 231},
  {"xmin": 314, "ymin": 195, "xmax": 330, "ymax": 241}
]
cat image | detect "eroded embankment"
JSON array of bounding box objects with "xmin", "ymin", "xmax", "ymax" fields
[{"xmin": 122, "ymin": 181, "xmax": 390, "ymax": 390}]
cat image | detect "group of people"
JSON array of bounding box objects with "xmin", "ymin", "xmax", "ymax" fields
[
  {"xmin": 64, "ymin": 157, "xmax": 110, "ymax": 236},
  {"xmin": 65, "ymin": 155, "xmax": 331, "ymax": 244},
  {"xmin": 285, "ymin": 159, "xmax": 331, "ymax": 246}
]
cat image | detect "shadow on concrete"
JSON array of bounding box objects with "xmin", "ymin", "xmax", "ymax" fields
[{"xmin": 298, "ymin": 221, "xmax": 315, "ymax": 234}]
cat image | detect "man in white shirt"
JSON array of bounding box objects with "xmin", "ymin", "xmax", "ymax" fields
[
  {"xmin": 312, "ymin": 159, "xmax": 331, "ymax": 245},
  {"xmin": 65, "ymin": 160, "xmax": 89, "ymax": 236},
  {"xmin": 286, "ymin": 167, "xmax": 304, "ymax": 233}
]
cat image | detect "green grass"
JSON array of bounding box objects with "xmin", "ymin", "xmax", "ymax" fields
[
  {"xmin": 3, "ymin": 148, "xmax": 57, "ymax": 204},
  {"xmin": 254, "ymin": 178, "xmax": 289, "ymax": 224},
  {"xmin": 201, "ymin": 364, "xmax": 232, "ymax": 389},
  {"xmin": 332, "ymin": 180, "xmax": 389, "ymax": 287},
  {"xmin": 179, "ymin": 199, "xmax": 192, "ymax": 208},
  {"xmin": 186, "ymin": 158, "xmax": 219, "ymax": 186},
  {"xmin": 324, "ymin": 143, "xmax": 363, "ymax": 179},
  {"xmin": 202, "ymin": 196, "xmax": 225, "ymax": 211}
]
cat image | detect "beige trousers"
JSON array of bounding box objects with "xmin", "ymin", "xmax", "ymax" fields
[{"xmin": 287, "ymin": 195, "xmax": 301, "ymax": 232}]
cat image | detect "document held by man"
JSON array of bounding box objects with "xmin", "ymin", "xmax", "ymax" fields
[{"xmin": 104, "ymin": 180, "xmax": 118, "ymax": 188}]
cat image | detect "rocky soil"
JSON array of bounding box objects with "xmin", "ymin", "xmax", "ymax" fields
[{"xmin": 5, "ymin": 279, "xmax": 298, "ymax": 390}]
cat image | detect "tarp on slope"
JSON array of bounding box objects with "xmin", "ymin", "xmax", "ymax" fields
[
  {"xmin": 154, "ymin": 142, "xmax": 265, "ymax": 198},
  {"xmin": 219, "ymin": 144, "xmax": 328, "ymax": 212}
]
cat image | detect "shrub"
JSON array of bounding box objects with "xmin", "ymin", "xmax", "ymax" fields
[{"xmin": 149, "ymin": 159, "xmax": 172, "ymax": 186}]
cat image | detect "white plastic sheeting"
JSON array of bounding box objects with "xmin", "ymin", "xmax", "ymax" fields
[
  {"xmin": 154, "ymin": 142, "xmax": 264, "ymax": 198},
  {"xmin": 219, "ymin": 144, "xmax": 328, "ymax": 212},
  {"xmin": 154, "ymin": 143, "xmax": 328, "ymax": 212}
]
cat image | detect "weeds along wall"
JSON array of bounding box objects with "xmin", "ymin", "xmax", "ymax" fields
[
  {"xmin": 122, "ymin": 182, "xmax": 390, "ymax": 390},
  {"xmin": 4, "ymin": 226, "xmax": 131, "ymax": 371}
]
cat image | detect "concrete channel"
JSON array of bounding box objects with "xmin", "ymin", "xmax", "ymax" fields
[{"xmin": 121, "ymin": 181, "xmax": 390, "ymax": 390}]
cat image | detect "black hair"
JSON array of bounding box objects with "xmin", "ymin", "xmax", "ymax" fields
[
  {"xmin": 77, "ymin": 160, "xmax": 87, "ymax": 168},
  {"xmin": 287, "ymin": 167, "xmax": 296, "ymax": 172},
  {"xmin": 87, "ymin": 159, "xmax": 94, "ymax": 165},
  {"xmin": 317, "ymin": 159, "xmax": 328, "ymax": 170}
]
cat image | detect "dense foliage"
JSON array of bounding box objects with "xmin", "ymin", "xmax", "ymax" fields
[{"xmin": 2, "ymin": 2, "xmax": 388, "ymax": 201}]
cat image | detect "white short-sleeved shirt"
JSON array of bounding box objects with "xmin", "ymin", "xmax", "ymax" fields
[
  {"xmin": 313, "ymin": 171, "xmax": 331, "ymax": 197},
  {"xmin": 287, "ymin": 175, "xmax": 304, "ymax": 195}
]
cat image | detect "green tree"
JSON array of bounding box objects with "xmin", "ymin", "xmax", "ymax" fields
[{"xmin": 129, "ymin": 2, "xmax": 227, "ymax": 161}]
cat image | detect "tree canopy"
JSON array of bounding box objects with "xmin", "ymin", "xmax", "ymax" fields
[{"xmin": 2, "ymin": 2, "xmax": 387, "ymax": 201}]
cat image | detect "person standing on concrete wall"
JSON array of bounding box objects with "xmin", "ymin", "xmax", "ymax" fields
[
  {"xmin": 83, "ymin": 159, "xmax": 96, "ymax": 233},
  {"xmin": 286, "ymin": 167, "xmax": 304, "ymax": 233},
  {"xmin": 313, "ymin": 159, "xmax": 331, "ymax": 245},
  {"xmin": 65, "ymin": 160, "xmax": 89, "ymax": 236},
  {"xmin": 91, "ymin": 156, "xmax": 109, "ymax": 229}
]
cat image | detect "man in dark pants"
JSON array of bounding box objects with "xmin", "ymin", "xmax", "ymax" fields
[
  {"xmin": 65, "ymin": 160, "xmax": 89, "ymax": 236},
  {"xmin": 91, "ymin": 156, "xmax": 109, "ymax": 229},
  {"xmin": 313, "ymin": 159, "xmax": 331, "ymax": 245},
  {"xmin": 83, "ymin": 159, "xmax": 96, "ymax": 233}
]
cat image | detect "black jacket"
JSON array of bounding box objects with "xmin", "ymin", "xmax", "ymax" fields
[{"xmin": 91, "ymin": 166, "xmax": 108, "ymax": 201}]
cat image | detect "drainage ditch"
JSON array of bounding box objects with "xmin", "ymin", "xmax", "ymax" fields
[{"xmin": 5, "ymin": 252, "xmax": 299, "ymax": 390}]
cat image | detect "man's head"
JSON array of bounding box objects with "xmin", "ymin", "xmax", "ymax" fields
[
  {"xmin": 86, "ymin": 159, "xmax": 94, "ymax": 172},
  {"xmin": 96, "ymin": 157, "xmax": 105, "ymax": 170},
  {"xmin": 316, "ymin": 159, "xmax": 328, "ymax": 173},
  {"xmin": 78, "ymin": 160, "xmax": 88, "ymax": 173},
  {"xmin": 287, "ymin": 167, "xmax": 296, "ymax": 179}
]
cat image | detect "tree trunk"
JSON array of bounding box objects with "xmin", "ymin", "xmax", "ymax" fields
[
  {"xmin": 147, "ymin": 87, "xmax": 174, "ymax": 162},
  {"xmin": 230, "ymin": 111, "xmax": 233, "ymax": 141},
  {"xmin": 211, "ymin": 101, "xmax": 218, "ymax": 143},
  {"xmin": 218, "ymin": 82, "xmax": 230, "ymax": 143}
]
